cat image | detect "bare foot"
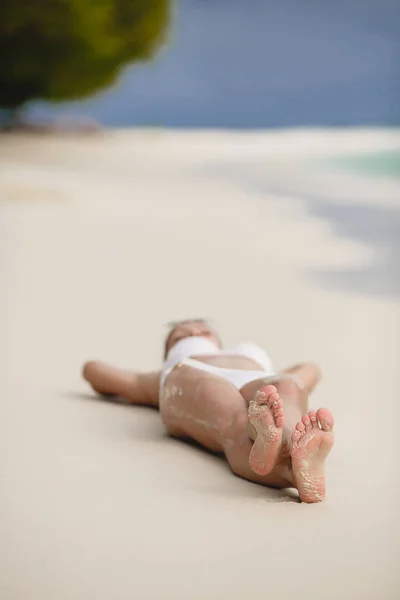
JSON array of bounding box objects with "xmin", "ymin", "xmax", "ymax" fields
[
  {"xmin": 291, "ymin": 408, "xmax": 334, "ymax": 503},
  {"xmin": 248, "ymin": 385, "xmax": 285, "ymax": 475}
]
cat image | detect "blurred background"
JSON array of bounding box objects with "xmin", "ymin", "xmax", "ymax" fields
[
  {"xmin": 8, "ymin": 0, "xmax": 400, "ymax": 128},
  {"xmin": 1, "ymin": 2, "xmax": 400, "ymax": 600}
]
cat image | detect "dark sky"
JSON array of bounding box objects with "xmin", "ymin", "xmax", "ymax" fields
[{"xmin": 30, "ymin": 0, "xmax": 400, "ymax": 127}]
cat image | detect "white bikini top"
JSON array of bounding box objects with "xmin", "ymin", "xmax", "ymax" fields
[{"xmin": 164, "ymin": 336, "xmax": 273, "ymax": 374}]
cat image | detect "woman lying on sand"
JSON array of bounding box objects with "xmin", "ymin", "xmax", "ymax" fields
[{"xmin": 83, "ymin": 319, "xmax": 334, "ymax": 503}]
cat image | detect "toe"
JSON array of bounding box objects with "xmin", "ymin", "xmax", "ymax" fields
[
  {"xmin": 275, "ymin": 408, "xmax": 285, "ymax": 427},
  {"xmin": 267, "ymin": 391, "xmax": 280, "ymax": 407},
  {"xmin": 296, "ymin": 420, "xmax": 305, "ymax": 432},
  {"xmin": 255, "ymin": 385, "xmax": 278, "ymax": 405},
  {"xmin": 254, "ymin": 390, "xmax": 267, "ymax": 404},
  {"xmin": 302, "ymin": 414, "xmax": 312, "ymax": 431},
  {"xmin": 292, "ymin": 428, "xmax": 302, "ymax": 445},
  {"xmin": 309, "ymin": 411, "xmax": 319, "ymax": 428},
  {"xmin": 262, "ymin": 385, "xmax": 277, "ymax": 399},
  {"xmin": 317, "ymin": 408, "xmax": 334, "ymax": 432}
]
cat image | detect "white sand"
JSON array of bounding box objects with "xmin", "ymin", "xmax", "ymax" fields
[{"xmin": 1, "ymin": 129, "xmax": 399, "ymax": 599}]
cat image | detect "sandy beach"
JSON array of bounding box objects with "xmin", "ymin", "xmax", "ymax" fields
[{"xmin": 1, "ymin": 129, "xmax": 399, "ymax": 599}]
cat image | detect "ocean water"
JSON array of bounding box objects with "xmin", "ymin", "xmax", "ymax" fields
[
  {"xmin": 328, "ymin": 150, "xmax": 400, "ymax": 179},
  {"xmin": 201, "ymin": 143, "xmax": 400, "ymax": 298}
]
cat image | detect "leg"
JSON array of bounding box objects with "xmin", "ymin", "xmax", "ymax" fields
[
  {"xmin": 82, "ymin": 361, "xmax": 160, "ymax": 406},
  {"xmin": 282, "ymin": 362, "xmax": 321, "ymax": 395},
  {"xmin": 161, "ymin": 366, "xmax": 294, "ymax": 488},
  {"xmin": 223, "ymin": 407, "xmax": 294, "ymax": 489},
  {"xmin": 160, "ymin": 366, "xmax": 247, "ymax": 452}
]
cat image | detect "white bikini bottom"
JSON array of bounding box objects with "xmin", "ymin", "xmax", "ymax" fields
[
  {"xmin": 175, "ymin": 358, "xmax": 272, "ymax": 390},
  {"xmin": 164, "ymin": 358, "xmax": 303, "ymax": 393},
  {"xmin": 160, "ymin": 337, "xmax": 302, "ymax": 392}
]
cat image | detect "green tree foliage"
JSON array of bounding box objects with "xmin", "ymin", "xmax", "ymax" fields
[{"xmin": 0, "ymin": 0, "xmax": 169, "ymax": 111}]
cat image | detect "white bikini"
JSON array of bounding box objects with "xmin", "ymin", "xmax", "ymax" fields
[{"xmin": 160, "ymin": 336, "xmax": 276, "ymax": 392}]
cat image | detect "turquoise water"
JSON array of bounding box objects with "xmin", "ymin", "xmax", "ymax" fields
[{"xmin": 328, "ymin": 149, "xmax": 400, "ymax": 179}]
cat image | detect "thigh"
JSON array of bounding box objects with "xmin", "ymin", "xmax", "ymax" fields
[
  {"xmin": 160, "ymin": 365, "xmax": 248, "ymax": 453},
  {"xmin": 160, "ymin": 367, "xmax": 294, "ymax": 489}
]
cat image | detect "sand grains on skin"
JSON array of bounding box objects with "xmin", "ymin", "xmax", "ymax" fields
[
  {"xmin": 291, "ymin": 408, "xmax": 334, "ymax": 503},
  {"xmin": 248, "ymin": 385, "xmax": 285, "ymax": 476}
]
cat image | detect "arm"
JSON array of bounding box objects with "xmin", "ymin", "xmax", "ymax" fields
[{"xmin": 82, "ymin": 361, "xmax": 161, "ymax": 407}]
